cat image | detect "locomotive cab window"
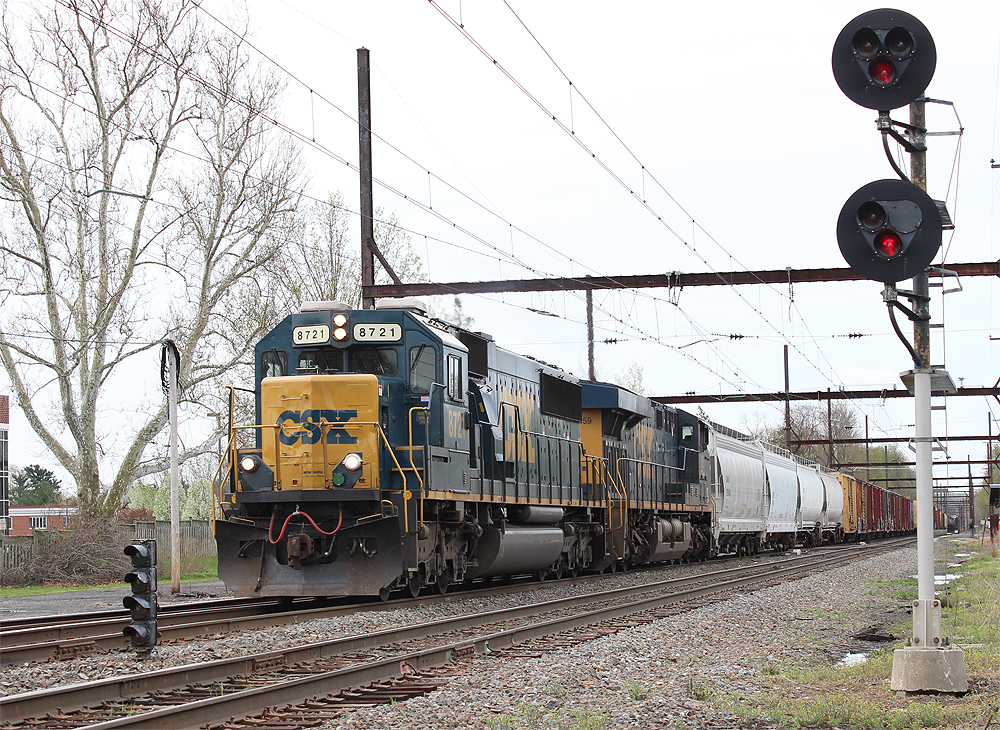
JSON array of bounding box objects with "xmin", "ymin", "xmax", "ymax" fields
[
  {"xmin": 446, "ymin": 354, "xmax": 463, "ymax": 401},
  {"xmin": 262, "ymin": 350, "xmax": 288, "ymax": 378},
  {"xmin": 297, "ymin": 349, "xmax": 345, "ymax": 375},
  {"xmin": 350, "ymin": 346, "xmax": 398, "ymax": 376},
  {"xmin": 409, "ymin": 344, "xmax": 436, "ymax": 394},
  {"xmin": 682, "ymin": 424, "xmax": 695, "ymax": 442}
]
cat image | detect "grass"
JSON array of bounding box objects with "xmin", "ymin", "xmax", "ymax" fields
[
  {"xmin": 0, "ymin": 557, "xmax": 219, "ymax": 598},
  {"xmin": 484, "ymin": 705, "xmax": 610, "ymax": 730},
  {"xmin": 704, "ymin": 538, "xmax": 1000, "ymax": 730}
]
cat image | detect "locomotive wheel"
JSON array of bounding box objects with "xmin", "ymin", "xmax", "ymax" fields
[
  {"xmin": 435, "ymin": 569, "xmax": 451, "ymax": 595},
  {"xmin": 407, "ymin": 573, "xmax": 421, "ymax": 599}
]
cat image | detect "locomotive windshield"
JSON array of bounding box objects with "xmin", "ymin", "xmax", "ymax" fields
[
  {"xmin": 296, "ymin": 349, "xmax": 345, "ymax": 374},
  {"xmin": 350, "ymin": 346, "xmax": 398, "ymax": 376},
  {"xmin": 409, "ymin": 344, "xmax": 436, "ymax": 394},
  {"xmin": 282, "ymin": 346, "xmax": 401, "ymax": 377}
]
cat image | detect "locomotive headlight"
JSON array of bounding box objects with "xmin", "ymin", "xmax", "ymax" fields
[
  {"xmin": 342, "ymin": 453, "xmax": 363, "ymax": 471},
  {"xmin": 333, "ymin": 327, "xmax": 348, "ymax": 341},
  {"xmin": 240, "ymin": 455, "xmax": 259, "ymax": 473},
  {"xmin": 332, "ymin": 313, "xmax": 348, "ymax": 327}
]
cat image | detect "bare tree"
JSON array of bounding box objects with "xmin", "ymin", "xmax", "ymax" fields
[
  {"xmin": 271, "ymin": 192, "xmax": 425, "ymax": 310},
  {"xmin": 0, "ymin": 0, "xmax": 305, "ymax": 515},
  {"xmin": 751, "ymin": 403, "xmax": 915, "ymax": 490}
]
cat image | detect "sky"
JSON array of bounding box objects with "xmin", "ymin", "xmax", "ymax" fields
[{"xmin": 4, "ymin": 0, "xmax": 999, "ymax": 496}]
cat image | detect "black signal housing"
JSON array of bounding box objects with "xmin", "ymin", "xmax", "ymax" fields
[
  {"xmin": 832, "ymin": 8, "xmax": 935, "ymax": 111},
  {"xmin": 836, "ymin": 179, "xmax": 942, "ymax": 283}
]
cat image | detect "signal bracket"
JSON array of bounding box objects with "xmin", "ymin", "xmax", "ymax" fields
[
  {"xmin": 884, "ymin": 283, "xmax": 931, "ymax": 368},
  {"xmin": 877, "ymin": 112, "xmax": 926, "ymax": 154}
]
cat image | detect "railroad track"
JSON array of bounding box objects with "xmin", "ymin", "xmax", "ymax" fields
[
  {"xmin": 1, "ymin": 541, "xmax": 909, "ymax": 730},
  {"xmin": 0, "ymin": 536, "xmax": 916, "ymax": 667}
]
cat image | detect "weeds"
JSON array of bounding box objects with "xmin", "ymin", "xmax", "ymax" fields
[
  {"xmin": 486, "ymin": 705, "xmax": 609, "ymax": 730},
  {"xmin": 703, "ymin": 539, "xmax": 999, "ymax": 730},
  {"xmin": 624, "ymin": 679, "xmax": 647, "ymax": 700},
  {"xmin": 689, "ymin": 677, "xmax": 714, "ymax": 701}
]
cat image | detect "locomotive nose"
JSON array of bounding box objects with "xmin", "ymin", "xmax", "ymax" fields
[{"xmin": 260, "ymin": 374, "xmax": 380, "ymax": 491}]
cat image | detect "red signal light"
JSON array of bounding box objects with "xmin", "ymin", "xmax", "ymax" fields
[
  {"xmin": 869, "ymin": 57, "xmax": 897, "ymax": 86},
  {"xmin": 874, "ymin": 230, "xmax": 903, "ymax": 258}
]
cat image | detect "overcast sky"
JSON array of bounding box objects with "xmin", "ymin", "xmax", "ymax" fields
[{"xmin": 5, "ymin": 0, "xmax": 999, "ymax": 492}]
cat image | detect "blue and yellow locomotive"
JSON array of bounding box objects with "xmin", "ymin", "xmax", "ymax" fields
[{"xmin": 214, "ymin": 299, "xmax": 713, "ymax": 599}]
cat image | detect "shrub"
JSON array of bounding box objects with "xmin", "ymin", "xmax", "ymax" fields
[{"xmin": 1, "ymin": 516, "xmax": 132, "ymax": 587}]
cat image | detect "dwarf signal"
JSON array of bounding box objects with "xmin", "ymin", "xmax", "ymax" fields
[{"xmin": 123, "ymin": 539, "xmax": 159, "ymax": 650}]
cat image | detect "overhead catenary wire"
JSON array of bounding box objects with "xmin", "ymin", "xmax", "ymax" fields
[
  {"xmin": 17, "ymin": 0, "xmax": 908, "ymax": 438},
  {"xmin": 426, "ymin": 1, "xmax": 902, "ymax": 428}
]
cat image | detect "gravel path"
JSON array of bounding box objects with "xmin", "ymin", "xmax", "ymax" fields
[{"xmin": 2, "ymin": 544, "xmax": 937, "ymax": 729}]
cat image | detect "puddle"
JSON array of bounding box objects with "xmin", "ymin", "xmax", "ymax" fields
[{"xmin": 838, "ymin": 652, "xmax": 869, "ymax": 667}]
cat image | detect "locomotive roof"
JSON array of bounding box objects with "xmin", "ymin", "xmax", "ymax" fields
[{"xmin": 580, "ymin": 380, "xmax": 653, "ymax": 420}]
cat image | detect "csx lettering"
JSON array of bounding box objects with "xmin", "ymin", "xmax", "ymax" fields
[{"xmin": 278, "ymin": 409, "xmax": 358, "ymax": 445}]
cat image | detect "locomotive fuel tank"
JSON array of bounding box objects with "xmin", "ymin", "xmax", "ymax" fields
[{"xmin": 464, "ymin": 524, "xmax": 566, "ymax": 578}]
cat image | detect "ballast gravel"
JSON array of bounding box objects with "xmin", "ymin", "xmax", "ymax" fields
[{"xmin": 1, "ymin": 544, "xmax": 943, "ymax": 729}]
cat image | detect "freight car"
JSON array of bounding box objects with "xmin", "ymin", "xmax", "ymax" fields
[{"xmin": 212, "ymin": 299, "xmax": 915, "ymax": 599}]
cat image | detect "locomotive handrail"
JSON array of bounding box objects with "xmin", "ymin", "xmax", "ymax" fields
[
  {"xmin": 498, "ymin": 401, "xmax": 522, "ymax": 493},
  {"xmin": 587, "ymin": 455, "xmax": 625, "ymax": 532},
  {"xmin": 211, "ymin": 434, "xmax": 239, "ymax": 529},
  {"xmin": 523, "ymin": 429, "xmax": 584, "ymax": 501},
  {"xmin": 375, "ymin": 423, "xmax": 415, "ymax": 533},
  {"xmin": 614, "ymin": 455, "xmax": 685, "ymax": 509},
  {"xmin": 499, "ymin": 400, "xmax": 591, "ymax": 502}
]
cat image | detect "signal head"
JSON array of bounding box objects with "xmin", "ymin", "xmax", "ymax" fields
[
  {"xmin": 832, "ymin": 9, "xmax": 935, "ymax": 110},
  {"xmin": 836, "ymin": 179, "xmax": 942, "ymax": 283},
  {"xmin": 124, "ymin": 539, "xmax": 156, "ymax": 568}
]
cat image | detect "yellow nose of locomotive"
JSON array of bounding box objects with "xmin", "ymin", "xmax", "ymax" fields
[{"xmin": 260, "ymin": 374, "xmax": 380, "ymax": 490}]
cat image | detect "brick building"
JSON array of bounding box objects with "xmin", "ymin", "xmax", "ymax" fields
[{"xmin": 6, "ymin": 504, "xmax": 77, "ymax": 536}]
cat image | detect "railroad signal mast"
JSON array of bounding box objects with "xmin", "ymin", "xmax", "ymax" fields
[
  {"xmin": 123, "ymin": 539, "xmax": 159, "ymax": 652},
  {"xmin": 833, "ymin": 9, "xmax": 966, "ymax": 693}
]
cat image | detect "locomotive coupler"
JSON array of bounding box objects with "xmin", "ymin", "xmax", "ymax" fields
[{"xmin": 287, "ymin": 532, "xmax": 315, "ymax": 570}]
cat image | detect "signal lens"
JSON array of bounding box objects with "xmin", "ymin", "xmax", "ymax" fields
[
  {"xmin": 874, "ymin": 230, "xmax": 903, "ymax": 258},
  {"xmin": 240, "ymin": 455, "xmax": 259, "ymax": 473},
  {"xmin": 852, "ymin": 28, "xmax": 880, "ymax": 59},
  {"xmin": 857, "ymin": 201, "xmax": 886, "ymax": 231},
  {"xmin": 869, "ymin": 57, "xmax": 896, "ymax": 86},
  {"xmin": 333, "ymin": 313, "xmax": 348, "ymax": 327},
  {"xmin": 342, "ymin": 453, "xmax": 362, "ymax": 471},
  {"xmin": 885, "ymin": 27, "xmax": 913, "ymax": 58},
  {"xmin": 333, "ymin": 327, "xmax": 348, "ymax": 341}
]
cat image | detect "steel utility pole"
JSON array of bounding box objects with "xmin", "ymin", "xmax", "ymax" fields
[
  {"xmin": 358, "ymin": 48, "xmax": 375, "ymax": 311},
  {"xmin": 889, "ymin": 97, "xmax": 966, "ymax": 694},
  {"xmin": 586, "ymin": 289, "xmax": 595, "ymax": 380},
  {"xmin": 832, "ymin": 9, "xmax": 965, "ymax": 693}
]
